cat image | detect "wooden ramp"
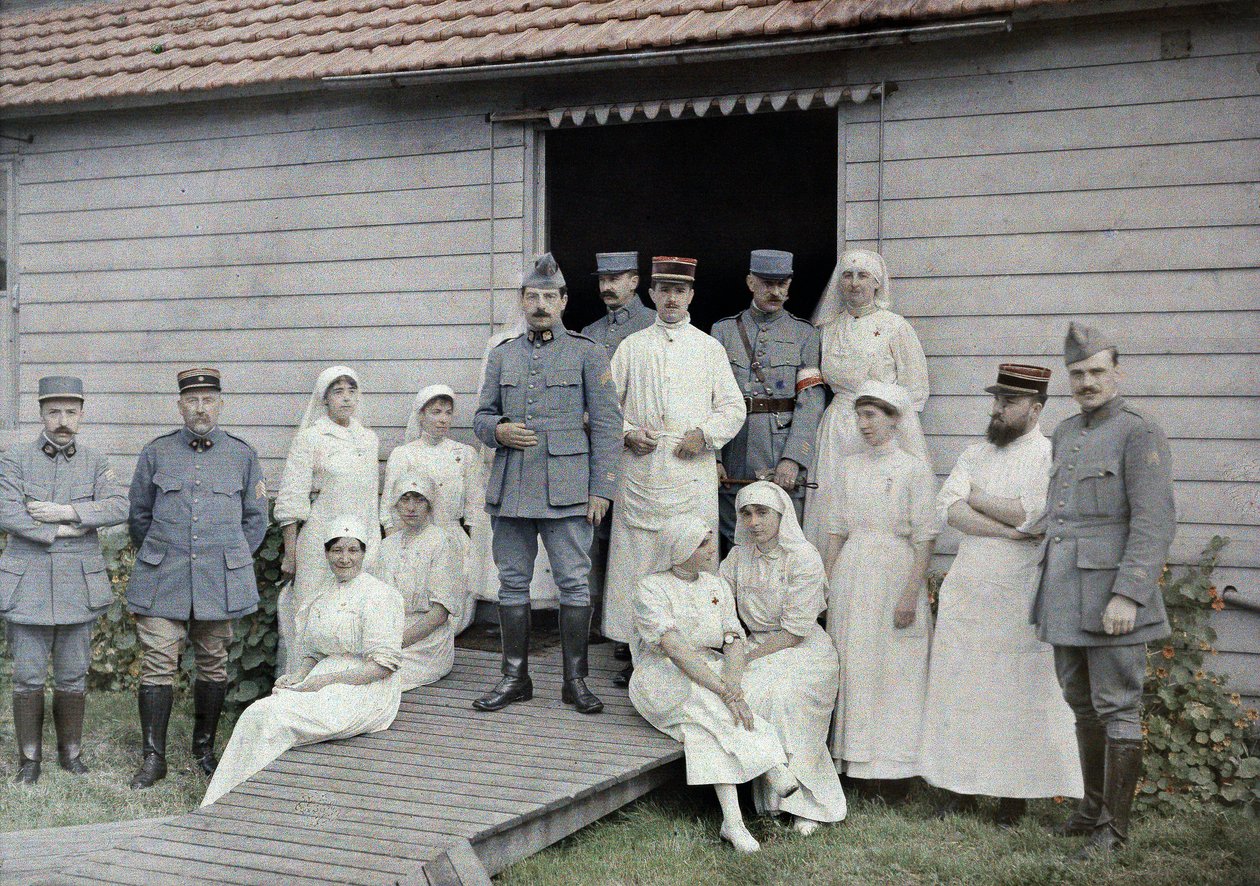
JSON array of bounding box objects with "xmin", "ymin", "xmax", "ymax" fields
[{"xmin": 21, "ymin": 645, "xmax": 683, "ymax": 885}]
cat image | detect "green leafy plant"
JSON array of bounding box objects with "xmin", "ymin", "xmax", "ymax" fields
[{"xmin": 1140, "ymin": 536, "xmax": 1260, "ymax": 813}]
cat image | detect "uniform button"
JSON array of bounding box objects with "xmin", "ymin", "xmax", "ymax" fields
[
  {"xmin": 1058, "ymin": 501, "xmax": 1066, "ymax": 507},
  {"xmin": 193, "ymin": 517, "xmax": 199, "ymax": 522},
  {"xmin": 195, "ymin": 479, "xmax": 201, "ymax": 486},
  {"xmin": 192, "ymin": 534, "xmax": 199, "ymax": 540},
  {"xmin": 1053, "ymin": 537, "xmax": 1062, "ymax": 543},
  {"xmin": 191, "ymin": 553, "xmax": 198, "ymax": 560},
  {"xmin": 1057, "ymin": 518, "xmax": 1065, "ymax": 524},
  {"xmin": 526, "ymin": 415, "xmax": 533, "ymax": 420},
  {"xmin": 193, "ymin": 498, "xmax": 199, "ymax": 504},
  {"xmin": 1072, "ymin": 446, "xmax": 1080, "ymax": 452}
]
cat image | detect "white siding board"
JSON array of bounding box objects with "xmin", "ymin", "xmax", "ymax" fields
[
  {"xmin": 1211, "ymin": 610, "xmax": 1260, "ymax": 656},
  {"xmin": 21, "ymin": 114, "xmax": 492, "ymax": 185},
  {"xmin": 845, "ymin": 139, "xmax": 1259, "ymax": 200},
  {"xmin": 845, "ymin": 95, "xmax": 1260, "ymax": 161},
  {"xmin": 925, "ymin": 355, "xmax": 1259, "ymax": 397},
  {"xmin": 893, "ymin": 269, "xmax": 1258, "ymax": 317},
  {"xmin": 846, "ymin": 182, "xmax": 1260, "ymax": 239},
  {"xmin": 21, "ymin": 254, "xmax": 492, "ymax": 304},
  {"xmin": 19, "ymin": 291, "xmax": 492, "ymax": 334},
  {"xmin": 20, "ymin": 184, "xmax": 497, "ymax": 244},
  {"xmin": 24, "ymin": 150, "xmax": 493, "ymax": 214}
]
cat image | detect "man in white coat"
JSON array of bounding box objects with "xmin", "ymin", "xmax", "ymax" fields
[
  {"xmin": 604, "ymin": 256, "xmax": 746, "ymax": 685},
  {"xmin": 919, "ymin": 364, "xmax": 1082, "ymax": 825}
]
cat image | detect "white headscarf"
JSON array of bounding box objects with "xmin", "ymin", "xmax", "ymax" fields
[
  {"xmin": 388, "ymin": 474, "xmax": 439, "ymax": 515},
  {"xmin": 321, "ymin": 513, "xmax": 372, "ymax": 547},
  {"xmin": 663, "ymin": 514, "xmax": 711, "ymax": 567},
  {"xmin": 299, "ymin": 365, "xmax": 364, "ymax": 431},
  {"xmin": 733, "ymin": 481, "xmax": 816, "ymax": 560},
  {"xmin": 854, "ymin": 380, "xmax": 925, "ymax": 457},
  {"xmin": 812, "ymin": 248, "xmax": 892, "ymax": 328},
  {"xmin": 404, "ymin": 384, "xmax": 456, "ymax": 443}
]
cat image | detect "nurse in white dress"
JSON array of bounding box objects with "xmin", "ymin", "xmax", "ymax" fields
[
  {"xmin": 203, "ymin": 515, "xmax": 402, "ymax": 806},
  {"xmin": 802, "ymin": 249, "xmax": 930, "ymax": 552},
  {"xmin": 629, "ymin": 515, "xmax": 800, "ymax": 854},
  {"xmin": 721, "ymin": 481, "xmax": 846, "ymax": 834},
  {"xmin": 275, "ymin": 366, "xmax": 381, "ymax": 673},
  {"xmin": 824, "ymin": 381, "xmax": 938, "ymax": 792},
  {"xmin": 371, "ymin": 476, "xmax": 464, "ymax": 690},
  {"xmin": 380, "ymin": 384, "xmax": 483, "ymax": 633}
]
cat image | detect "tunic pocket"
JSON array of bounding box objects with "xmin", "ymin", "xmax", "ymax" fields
[
  {"xmin": 223, "ymin": 545, "xmax": 258, "ymax": 613},
  {"xmin": 1078, "ymin": 460, "xmax": 1122, "ymax": 517},
  {"xmin": 82, "ymin": 557, "xmax": 113, "ymax": 609},
  {"xmin": 1076, "ymin": 534, "xmax": 1125, "ymax": 633},
  {"xmin": 71, "ymin": 483, "xmax": 96, "ymax": 502},
  {"xmin": 153, "ymin": 471, "xmax": 183, "ymax": 493},
  {"xmin": 0, "ymin": 558, "xmax": 28, "ymax": 612},
  {"xmin": 546, "ymin": 429, "xmax": 590, "ymax": 507}
]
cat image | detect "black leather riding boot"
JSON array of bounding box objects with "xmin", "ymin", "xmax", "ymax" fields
[
  {"xmin": 129, "ymin": 684, "xmax": 173, "ymax": 789},
  {"xmin": 473, "ymin": 604, "xmax": 533, "ymax": 712},
  {"xmin": 52, "ymin": 689, "xmax": 89, "ymax": 774},
  {"xmin": 1075, "ymin": 738, "xmax": 1144, "ymax": 859},
  {"xmin": 559, "ymin": 605, "xmax": 604, "ymax": 714},
  {"xmin": 12, "ymin": 691, "xmax": 44, "ymax": 785},
  {"xmin": 191, "ymin": 679, "xmax": 228, "ymax": 776},
  {"xmin": 1057, "ymin": 721, "xmax": 1106, "ymax": 836}
]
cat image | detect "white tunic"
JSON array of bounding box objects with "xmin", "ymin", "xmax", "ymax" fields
[
  {"xmin": 274, "ymin": 417, "xmax": 381, "ymax": 670},
  {"xmin": 370, "ymin": 524, "xmax": 464, "ymax": 691},
  {"xmin": 802, "ymin": 308, "xmax": 929, "ymax": 551},
  {"xmin": 721, "ymin": 544, "xmax": 847, "ymax": 822},
  {"xmin": 920, "ymin": 428, "xmax": 1083, "ymax": 798},
  {"xmin": 827, "ymin": 442, "xmax": 937, "ymax": 779},
  {"xmin": 604, "ymin": 319, "xmax": 746, "ymax": 644},
  {"xmin": 380, "ymin": 436, "xmax": 483, "ymax": 633},
  {"xmin": 202, "ymin": 573, "xmax": 402, "ymax": 806},
  {"xmin": 629, "ymin": 570, "xmax": 787, "ymax": 785}
]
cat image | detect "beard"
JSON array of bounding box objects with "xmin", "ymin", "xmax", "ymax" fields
[{"xmin": 986, "ymin": 416, "xmax": 1026, "ymax": 447}]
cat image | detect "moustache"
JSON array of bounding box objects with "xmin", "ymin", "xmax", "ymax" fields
[
  {"xmin": 599, "ymin": 290, "xmax": 617, "ymax": 297},
  {"xmin": 531, "ymin": 310, "xmax": 549, "ymax": 317},
  {"xmin": 53, "ymin": 427, "xmax": 72, "ymax": 434}
]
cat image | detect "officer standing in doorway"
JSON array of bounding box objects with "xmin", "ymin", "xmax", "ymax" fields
[{"xmin": 711, "ymin": 249, "xmax": 825, "ymax": 548}]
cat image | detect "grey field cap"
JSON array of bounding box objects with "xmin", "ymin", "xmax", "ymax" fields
[
  {"xmin": 522, "ymin": 252, "xmax": 566, "ymax": 290},
  {"xmin": 1064, "ymin": 321, "xmax": 1116, "ymax": 365},
  {"xmin": 593, "ymin": 251, "xmax": 639, "ymax": 276},
  {"xmin": 38, "ymin": 376, "xmax": 85, "ymax": 402},
  {"xmin": 750, "ymin": 249, "xmax": 793, "ymax": 280}
]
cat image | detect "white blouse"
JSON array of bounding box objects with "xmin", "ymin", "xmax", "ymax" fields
[{"xmin": 819, "ymin": 308, "xmax": 929, "ymax": 410}]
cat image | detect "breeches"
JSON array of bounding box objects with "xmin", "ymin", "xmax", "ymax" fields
[
  {"xmin": 135, "ymin": 616, "xmax": 232, "ymax": 686},
  {"xmin": 1053, "ymin": 644, "xmax": 1146, "ymax": 741},
  {"xmin": 7, "ymin": 621, "xmax": 93, "ymax": 692},
  {"xmin": 491, "ymin": 515, "xmax": 593, "ymax": 607}
]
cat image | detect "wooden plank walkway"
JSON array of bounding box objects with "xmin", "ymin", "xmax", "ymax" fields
[{"xmin": 10, "ymin": 645, "xmax": 683, "ymax": 885}]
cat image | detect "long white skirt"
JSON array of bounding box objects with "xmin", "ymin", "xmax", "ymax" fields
[
  {"xmin": 919, "ymin": 540, "xmax": 1083, "ymax": 798},
  {"xmin": 202, "ymin": 655, "xmax": 401, "ymax": 807},
  {"xmin": 744, "ymin": 627, "xmax": 847, "ymax": 822},
  {"xmin": 828, "ymin": 529, "xmax": 931, "ymax": 780},
  {"xmin": 398, "ymin": 615, "xmax": 455, "ymax": 692},
  {"xmin": 630, "ymin": 648, "xmax": 787, "ymax": 785}
]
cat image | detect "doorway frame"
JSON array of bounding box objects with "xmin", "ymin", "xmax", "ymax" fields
[{"xmin": 0, "ymin": 158, "xmax": 16, "ymax": 431}]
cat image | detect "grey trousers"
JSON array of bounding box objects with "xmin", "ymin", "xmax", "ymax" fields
[
  {"xmin": 6, "ymin": 621, "xmax": 93, "ymax": 692},
  {"xmin": 1053, "ymin": 644, "xmax": 1147, "ymax": 741},
  {"xmin": 492, "ymin": 515, "xmax": 593, "ymax": 608}
]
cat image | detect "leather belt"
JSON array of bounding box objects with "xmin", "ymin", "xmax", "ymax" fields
[{"xmin": 745, "ymin": 397, "xmax": 795, "ymax": 414}]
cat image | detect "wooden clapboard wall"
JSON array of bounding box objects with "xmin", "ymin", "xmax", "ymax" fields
[
  {"xmin": 11, "ymin": 87, "xmax": 529, "ymax": 482},
  {"xmin": 841, "ymin": 7, "xmax": 1260, "ymax": 700}
]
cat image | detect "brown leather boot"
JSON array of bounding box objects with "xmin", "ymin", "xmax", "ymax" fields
[
  {"xmin": 1074, "ymin": 738, "xmax": 1144, "ymax": 859},
  {"xmin": 12, "ymin": 691, "xmax": 44, "ymax": 786},
  {"xmin": 53, "ymin": 690, "xmax": 89, "ymax": 774},
  {"xmin": 1056, "ymin": 722, "xmax": 1106, "ymax": 836}
]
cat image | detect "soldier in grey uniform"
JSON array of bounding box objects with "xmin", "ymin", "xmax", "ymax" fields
[
  {"xmin": 127, "ymin": 368, "xmax": 269, "ymax": 788},
  {"xmin": 1032, "ymin": 323, "xmax": 1175, "ymax": 858},
  {"xmin": 711, "ymin": 249, "xmax": 825, "ymax": 548},
  {"xmin": 0, "ymin": 377, "xmax": 128, "ymax": 784},
  {"xmin": 580, "ymin": 251, "xmax": 655, "ymax": 643},
  {"xmin": 473, "ymin": 254, "xmax": 623, "ymax": 715}
]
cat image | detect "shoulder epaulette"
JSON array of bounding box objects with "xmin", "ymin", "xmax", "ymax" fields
[
  {"xmin": 222, "ymin": 430, "xmax": 259, "ymax": 453},
  {"xmin": 565, "ymin": 329, "xmax": 596, "ymax": 343},
  {"xmin": 712, "ymin": 313, "xmax": 740, "ymax": 325},
  {"xmin": 492, "ymin": 333, "xmax": 524, "ymax": 348}
]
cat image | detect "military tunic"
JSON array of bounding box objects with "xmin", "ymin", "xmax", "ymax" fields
[
  {"xmin": 1032, "ymin": 396, "xmax": 1175, "ymax": 647},
  {"xmin": 128, "ymin": 426, "xmax": 269, "ymax": 622},
  {"xmin": 710, "ymin": 307, "xmax": 823, "ymax": 541},
  {"xmin": 0, "ymin": 436, "xmax": 128, "ymax": 625},
  {"xmin": 579, "ymin": 297, "xmax": 656, "ymax": 357},
  {"xmin": 474, "ymin": 327, "xmax": 622, "ymax": 606}
]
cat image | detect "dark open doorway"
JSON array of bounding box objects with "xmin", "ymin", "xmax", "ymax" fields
[{"xmin": 545, "ymin": 109, "xmax": 839, "ymax": 334}]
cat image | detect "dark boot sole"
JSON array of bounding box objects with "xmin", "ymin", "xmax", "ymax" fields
[
  {"xmin": 472, "ymin": 685, "xmax": 534, "ymax": 712},
  {"xmin": 561, "ymin": 686, "xmax": 604, "ymax": 714}
]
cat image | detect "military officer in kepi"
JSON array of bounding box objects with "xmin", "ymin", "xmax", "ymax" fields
[
  {"xmin": 0, "ymin": 377, "xmax": 128, "ymax": 784},
  {"xmin": 1031, "ymin": 324, "xmax": 1176, "ymax": 860},
  {"xmin": 711, "ymin": 249, "xmax": 824, "ymax": 549},
  {"xmin": 581, "ymin": 251, "xmax": 656, "ymax": 639},
  {"xmin": 126, "ymin": 368, "xmax": 269, "ymax": 788},
  {"xmin": 473, "ymin": 254, "xmax": 623, "ymax": 715}
]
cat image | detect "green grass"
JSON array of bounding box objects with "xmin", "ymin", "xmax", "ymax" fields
[
  {"xmin": 3, "ymin": 682, "xmax": 1258, "ymax": 885},
  {"xmin": 498, "ymin": 783, "xmax": 1260, "ymax": 886},
  {"xmin": 0, "ymin": 679, "xmax": 210, "ymax": 832}
]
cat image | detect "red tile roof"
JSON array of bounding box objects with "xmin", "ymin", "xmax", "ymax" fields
[{"xmin": 0, "ymin": 0, "xmax": 1072, "ymax": 111}]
